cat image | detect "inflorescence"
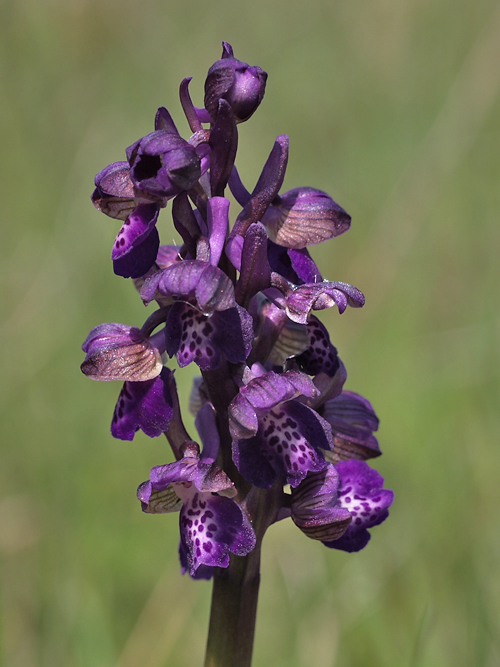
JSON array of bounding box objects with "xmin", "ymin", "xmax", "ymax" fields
[{"xmin": 81, "ymin": 42, "xmax": 393, "ymax": 579}]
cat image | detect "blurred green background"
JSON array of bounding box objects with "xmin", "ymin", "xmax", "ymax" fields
[{"xmin": 1, "ymin": 0, "xmax": 500, "ymax": 665}]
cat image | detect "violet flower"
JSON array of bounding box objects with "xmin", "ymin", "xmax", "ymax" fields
[{"xmin": 81, "ymin": 42, "xmax": 393, "ymax": 667}]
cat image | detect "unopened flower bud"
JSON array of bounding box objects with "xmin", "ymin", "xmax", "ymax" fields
[{"xmin": 204, "ymin": 42, "xmax": 267, "ymax": 123}]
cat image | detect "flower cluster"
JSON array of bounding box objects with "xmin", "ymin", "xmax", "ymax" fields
[{"xmin": 82, "ymin": 43, "xmax": 393, "ymax": 578}]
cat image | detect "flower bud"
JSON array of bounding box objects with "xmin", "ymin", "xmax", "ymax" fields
[{"xmin": 204, "ymin": 42, "xmax": 267, "ymax": 123}]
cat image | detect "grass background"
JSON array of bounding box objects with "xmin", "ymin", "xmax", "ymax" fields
[{"xmin": 1, "ymin": 0, "xmax": 500, "ymax": 665}]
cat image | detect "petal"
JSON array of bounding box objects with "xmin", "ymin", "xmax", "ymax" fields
[
  {"xmin": 179, "ymin": 489, "xmax": 256, "ymax": 576},
  {"xmin": 111, "ymin": 367, "xmax": 174, "ymax": 440},
  {"xmin": 150, "ymin": 260, "xmax": 235, "ymax": 314},
  {"xmin": 287, "ymin": 248, "xmax": 322, "ymax": 284},
  {"xmin": 228, "ymin": 370, "xmax": 319, "ymax": 440},
  {"xmin": 179, "ymin": 540, "xmax": 214, "ymax": 580},
  {"xmin": 324, "ymin": 460, "xmax": 394, "ymax": 552},
  {"xmin": 285, "ymin": 281, "xmax": 365, "ymax": 324},
  {"xmin": 92, "ymin": 161, "xmax": 136, "ymax": 220}
]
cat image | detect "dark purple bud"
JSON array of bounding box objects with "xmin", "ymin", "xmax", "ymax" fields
[
  {"xmin": 204, "ymin": 42, "xmax": 267, "ymax": 123},
  {"xmin": 262, "ymin": 187, "xmax": 351, "ymax": 249},
  {"xmin": 81, "ymin": 323, "xmax": 164, "ymax": 381}
]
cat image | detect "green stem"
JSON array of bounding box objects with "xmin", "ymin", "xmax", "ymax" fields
[
  {"xmin": 203, "ymin": 483, "xmax": 284, "ymax": 667},
  {"xmin": 204, "ymin": 544, "xmax": 262, "ymax": 667}
]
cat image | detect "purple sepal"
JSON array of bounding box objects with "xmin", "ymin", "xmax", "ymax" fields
[
  {"xmin": 291, "ymin": 465, "xmax": 351, "ymax": 541},
  {"xmin": 178, "ymin": 488, "xmax": 256, "ymax": 576},
  {"xmin": 232, "ymin": 400, "xmax": 333, "ymax": 488},
  {"xmin": 127, "ymin": 127, "xmax": 201, "ymax": 198},
  {"xmin": 111, "ymin": 367, "xmax": 174, "ymax": 440},
  {"xmin": 324, "ymin": 460, "xmax": 394, "ymax": 552},
  {"xmin": 262, "ymin": 187, "xmax": 351, "ymax": 249},
  {"xmin": 228, "ymin": 370, "xmax": 319, "ymax": 440},
  {"xmin": 296, "ymin": 316, "xmax": 341, "ymax": 377},
  {"xmin": 321, "ymin": 391, "xmax": 381, "ymax": 462},
  {"xmin": 166, "ymin": 302, "xmax": 253, "ymax": 370},
  {"xmin": 285, "ymin": 281, "xmax": 365, "ymax": 324},
  {"xmin": 141, "ymin": 259, "xmax": 235, "ymax": 313},
  {"xmin": 81, "ymin": 323, "xmax": 163, "ymax": 381},
  {"xmin": 204, "ymin": 42, "xmax": 267, "ymax": 123}
]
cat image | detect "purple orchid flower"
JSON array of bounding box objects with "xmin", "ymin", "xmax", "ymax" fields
[
  {"xmin": 138, "ymin": 405, "xmax": 256, "ymax": 577},
  {"xmin": 323, "ymin": 459, "xmax": 394, "ymax": 552},
  {"xmin": 229, "ymin": 370, "xmax": 336, "ymax": 488}
]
